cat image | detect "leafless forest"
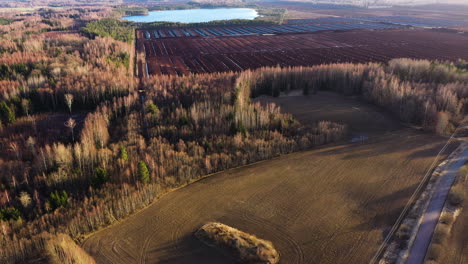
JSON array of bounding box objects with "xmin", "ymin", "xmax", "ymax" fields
[{"xmin": 0, "ymin": 2, "xmax": 466, "ymax": 264}]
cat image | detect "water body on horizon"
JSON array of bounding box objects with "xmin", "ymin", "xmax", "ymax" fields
[{"xmin": 123, "ymin": 8, "xmax": 258, "ymax": 23}]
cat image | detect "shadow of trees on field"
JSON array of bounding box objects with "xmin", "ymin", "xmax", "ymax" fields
[
  {"xmin": 358, "ymin": 183, "xmax": 417, "ymax": 211},
  {"xmin": 312, "ymin": 130, "xmax": 447, "ymax": 161},
  {"xmin": 271, "ymin": 92, "xmax": 404, "ymax": 134},
  {"xmin": 343, "ymin": 181, "xmax": 418, "ymax": 234},
  {"xmin": 146, "ymin": 233, "xmax": 234, "ymax": 264},
  {"xmin": 407, "ymin": 141, "xmax": 458, "ymax": 159},
  {"xmin": 353, "ymin": 205, "xmax": 406, "ymax": 236},
  {"xmin": 406, "ymin": 142, "xmax": 450, "ymax": 159}
]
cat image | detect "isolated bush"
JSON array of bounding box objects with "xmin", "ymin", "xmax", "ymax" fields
[
  {"xmin": 178, "ymin": 114, "xmax": 189, "ymax": 127},
  {"xmin": 0, "ymin": 102, "xmax": 15, "ymax": 124},
  {"xmin": 427, "ymin": 244, "xmax": 442, "ymax": 261},
  {"xmin": 119, "ymin": 146, "xmax": 128, "ymax": 161},
  {"xmin": 145, "ymin": 101, "xmax": 159, "ymax": 115},
  {"xmin": 92, "ymin": 168, "xmax": 109, "ymax": 188},
  {"xmin": 0, "ymin": 207, "xmax": 21, "ymax": 221},
  {"xmin": 395, "ymin": 224, "xmax": 411, "ymax": 249},
  {"xmin": 19, "ymin": 191, "xmax": 32, "ymax": 209},
  {"xmin": 432, "ymin": 225, "xmax": 449, "ymax": 244},
  {"xmin": 407, "ymin": 208, "xmax": 420, "ymax": 219},
  {"xmin": 396, "ymin": 224, "xmax": 411, "ymax": 241},
  {"xmin": 448, "ymin": 186, "xmax": 465, "ymax": 206},
  {"xmin": 459, "ymin": 164, "xmax": 468, "ymax": 179},
  {"xmin": 439, "ymin": 213, "xmax": 454, "ymax": 225},
  {"xmin": 397, "ymin": 239, "xmax": 409, "ymax": 250},
  {"xmin": 195, "ymin": 222, "xmax": 279, "ymax": 264}
]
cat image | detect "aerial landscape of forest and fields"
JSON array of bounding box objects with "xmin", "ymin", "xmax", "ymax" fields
[{"xmin": 0, "ymin": 0, "xmax": 467, "ymax": 264}]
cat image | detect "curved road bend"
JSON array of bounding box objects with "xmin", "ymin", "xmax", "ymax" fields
[{"xmin": 405, "ymin": 146, "xmax": 468, "ymax": 264}]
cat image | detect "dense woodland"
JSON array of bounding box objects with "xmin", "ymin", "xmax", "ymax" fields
[
  {"xmin": 0, "ymin": 58, "xmax": 346, "ymax": 264},
  {"xmin": 82, "ymin": 18, "xmax": 135, "ymax": 43},
  {"xmin": 0, "ymin": 7, "xmax": 467, "ymax": 264}
]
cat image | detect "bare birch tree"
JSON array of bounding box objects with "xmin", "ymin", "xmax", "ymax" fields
[
  {"xmin": 64, "ymin": 93, "xmax": 74, "ymax": 114},
  {"xmin": 65, "ymin": 118, "xmax": 77, "ymax": 142}
]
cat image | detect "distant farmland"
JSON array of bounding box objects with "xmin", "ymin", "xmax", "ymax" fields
[{"xmin": 137, "ymin": 28, "xmax": 468, "ymax": 76}]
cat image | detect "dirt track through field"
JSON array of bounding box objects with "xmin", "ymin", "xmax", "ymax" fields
[{"xmin": 83, "ymin": 93, "xmax": 454, "ymax": 264}]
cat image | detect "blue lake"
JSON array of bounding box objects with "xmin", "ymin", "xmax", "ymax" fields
[{"xmin": 123, "ymin": 8, "xmax": 258, "ymax": 23}]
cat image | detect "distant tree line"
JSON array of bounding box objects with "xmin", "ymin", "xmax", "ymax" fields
[
  {"xmin": 140, "ymin": 18, "xmax": 274, "ymax": 29},
  {"xmin": 113, "ymin": 7, "xmax": 148, "ymax": 16},
  {"xmin": 138, "ymin": 3, "xmax": 286, "ymax": 28},
  {"xmin": 240, "ymin": 59, "xmax": 468, "ymax": 134}
]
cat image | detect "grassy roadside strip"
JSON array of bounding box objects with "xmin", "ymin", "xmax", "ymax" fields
[
  {"xmin": 425, "ymin": 161, "xmax": 467, "ymax": 263},
  {"xmin": 376, "ymin": 138, "xmax": 463, "ymax": 263}
]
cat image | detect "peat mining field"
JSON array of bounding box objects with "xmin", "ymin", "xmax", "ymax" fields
[{"xmin": 137, "ymin": 28, "xmax": 468, "ymax": 76}]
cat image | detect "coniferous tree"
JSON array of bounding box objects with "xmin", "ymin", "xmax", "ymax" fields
[
  {"xmin": 92, "ymin": 168, "xmax": 109, "ymax": 188},
  {"xmin": 138, "ymin": 161, "xmax": 150, "ymax": 184},
  {"xmin": 49, "ymin": 190, "xmax": 69, "ymax": 210},
  {"xmin": 119, "ymin": 146, "xmax": 128, "ymax": 161},
  {"xmin": 0, "ymin": 102, "xmax": 15, "ymax": 124}
]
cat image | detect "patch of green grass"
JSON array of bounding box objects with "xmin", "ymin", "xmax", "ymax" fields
[
  {"xmin": 82, "ymin": 18, "xmax": 135, "ymax": 43},
  {"xmin": 0, "ymin": 17, "xmax": 15, "ymax": 25},
  {"xmin": 114, "ymin": 7, "xmax": 149, "ymax": 16}
]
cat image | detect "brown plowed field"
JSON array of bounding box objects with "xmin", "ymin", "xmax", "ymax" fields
[
  {"xmin": 137, "ymin": 29, "xmax": 468, "ymax": 76},
  {"xmin": 83, "ymin": 92, "xmax": 456, "ymax": 264}
]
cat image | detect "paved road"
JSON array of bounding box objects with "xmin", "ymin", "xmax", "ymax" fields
[{"xmin": 405, "ymin": 146, "xmax": 468, "ymax": 264}]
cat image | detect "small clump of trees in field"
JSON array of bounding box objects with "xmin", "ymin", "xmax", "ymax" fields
[{"xmin": 195, "ymin": 222, "xmax": 279, "ymax": 264}]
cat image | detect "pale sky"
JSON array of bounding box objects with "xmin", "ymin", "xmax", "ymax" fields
[{"xmin": 376, "ymin": 0, "xmax": 468, "ymax": 4}]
